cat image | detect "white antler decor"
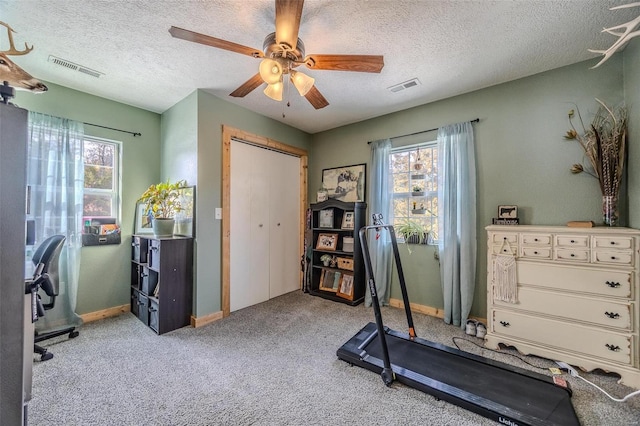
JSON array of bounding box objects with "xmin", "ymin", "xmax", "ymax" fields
[{"xmin": 589, "ymin": 2, "xmax": 640, "ymax": 68}]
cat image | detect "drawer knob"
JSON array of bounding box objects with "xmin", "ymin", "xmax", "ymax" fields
[
  {"xmin": 499, "ymin": 321, "xmax": 510, "ymax": 327},
  {"xmin": 534, "ymin": 238, "xmax": 539, "ymax": 242},
  {"xmin": 534, "ymin": 251, "xmax": 538, "ymax": 255},
  {"xmin": 610, "ymin": 256, "xmax": 616, "ymax": 260},
  {"xmin": 605, "ymin": 281, "xmax": 621, "ymax": 288},
  {"xmin": 570, "ymin": 239, "xmax": 575, "ymax": 243},
  {"xmin": 605, "ymin": 344, "xmax": 620, "ymax": 352},
  {"xmin": 610, "ymin": 241, "xmax": 616, "ymax": 245},
  {"xmin": 570, "ymin": 253, "xmax": 575, "ymax": 257},
  {"xmin": 605, "ymin": 311, "xmax": 620, "ymax": 319}
]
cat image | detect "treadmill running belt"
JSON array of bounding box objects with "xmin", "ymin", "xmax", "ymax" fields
[{"xmin": 338, "ymin": 323, "xmax": 581, "ymax": 426}]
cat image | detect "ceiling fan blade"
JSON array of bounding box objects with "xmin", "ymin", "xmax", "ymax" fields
[
  {"xmin": 230, "ymin": 73, "xmax": 264, "ymax": 97},
  {"xmin": 169, "ymin": 26, "xmax": 264, "ymax": 58},
  {"xmin": 275, "ymin": 0, "xmax": 304, "ymax": 50},
  {"xmin": 304, "ymin": 54, "xmax": 384, "ymax": 73},
  {"xmin": 304, "ymin": 85, "xmax": 329, "ymax": 109}
]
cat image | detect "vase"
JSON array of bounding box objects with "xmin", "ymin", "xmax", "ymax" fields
[
  {"xmin": 152, "ymin": 218, "xmax": 175, "ymax": 237},
  {"xmin": 602, "ymin": 195, "xmax": 619, "ymax": 226}
]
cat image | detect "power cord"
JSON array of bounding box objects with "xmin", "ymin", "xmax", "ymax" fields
[
  {"xmin": 555, "ymin": 361, "xmax": 640, "ymax": 402},
  {"xmin": 451, "ymin": 337, "xmax": 551, "ymax": 371}
]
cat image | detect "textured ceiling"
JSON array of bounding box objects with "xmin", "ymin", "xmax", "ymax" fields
[{"xmin": 0, "ymin": 0, "xmax": 637, "ymax": 134}]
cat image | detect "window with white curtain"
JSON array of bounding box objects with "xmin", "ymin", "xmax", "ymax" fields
[
  {"xmin": 83, "ymin": 137, "xmax": 121, "ymax": 219},
  {"xmin": 390, "ymin": 142, "xmax": 439, "ymax": 242}
]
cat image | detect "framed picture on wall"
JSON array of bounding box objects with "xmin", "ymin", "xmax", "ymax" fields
[{"xmin": 322, "ymin": 163, "xmax": 366, "ymax": 202}]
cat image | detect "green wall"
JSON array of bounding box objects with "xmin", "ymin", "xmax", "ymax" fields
[
  {"xmin": 15, "ymin": 81, "xmax": 161, "ymax": 314},
  {"xmin": 310, "ymin": 56, "xmax": 626, "ymax": 319},
  {"xmin": 161, "ymin": 90, "xmax": 312, "ymax": 317},
  {"xmin": 625, "ymin": 41, "xmax": 640, "ymax": 228}
]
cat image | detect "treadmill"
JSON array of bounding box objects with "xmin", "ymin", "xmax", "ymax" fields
[{"xmin": 337, "ymin": 223, "xmax": 581, "ymax": 426}]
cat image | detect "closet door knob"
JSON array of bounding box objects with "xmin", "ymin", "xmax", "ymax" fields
[
  {"xmin": 277, "ymin": 223, "xmax": 281, "ymax": 226},
  {"xmin": 259, "ymin": 224, "xmax": 263, "ymax": 227}
]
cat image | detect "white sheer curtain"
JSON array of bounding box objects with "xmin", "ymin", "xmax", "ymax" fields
[
  {"xmin": 365, "ymin": 138, "xmax": 393, "ymax": 306},
  {"xmin": 437, "ymin": 122, "xmax": 477, "ymax": 328},
  {"xmin": 27, "ymin": 112, "xmax": 84, "ymax": 331}
]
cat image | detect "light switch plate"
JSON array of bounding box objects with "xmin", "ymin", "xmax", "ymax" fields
[{"xmin": 215, "ymin": 207, "xmax": 222, "ymax": 220}]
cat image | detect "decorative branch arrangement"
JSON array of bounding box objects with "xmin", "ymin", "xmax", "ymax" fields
[
  {"xmin": 590, "ymin": 2, "xmax": 640, "ymax": 68},
  {"xmin": 564, "ymin": 99, "xmax": 628, "ymax": 225}
]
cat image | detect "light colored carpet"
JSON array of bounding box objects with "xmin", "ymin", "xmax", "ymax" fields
[{"xmin": 29, "ymin": 291, "xmax": 639, "ymax": 425}]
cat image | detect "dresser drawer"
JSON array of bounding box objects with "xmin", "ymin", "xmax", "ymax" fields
[
  {"xmin": 491, "ymin": 310, "xmax": 633, "ymax": 365},
  {"xmin": 556, "ymin": 235, "xmax": 589, "ymax": 248},
  {"xmin": 594, "ymin": 236, "xmax": 634, "ymax": 250},
  {"xmin": 517, "ymin": 262, "xmax": 632, "ymax": 299},
  {"xmin": 491, "ymin": 233, "xmax": 517, "ymax": 244},
  {"xmin": 521, "ymin": 234, "xmax": 552, "ymax": 245},
  {"xmin": 520, "ymin": 247, "xmax": 551, "ymax": 259},
  {"xmin": 555, "ymin": 248, "xmax": 589, "ymax": 262},
  {"xmin": 493, "ymin": 287, "xmax": 632, "ymax": 331},
  {"xmin": 594, "ymin": 250, "xmax": 633, "ymax": 266}
]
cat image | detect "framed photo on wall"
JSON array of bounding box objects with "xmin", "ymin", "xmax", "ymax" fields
[{"xmin": 322, "ymin": 163, "xmax": 366, "ymax": 202}]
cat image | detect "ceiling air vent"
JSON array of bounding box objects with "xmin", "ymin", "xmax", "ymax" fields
[
  {"xmin": 387, "ymin": 78, "xmax": 421, "ymax": 93},
  {"xmin": 48, "ymin": 55, "xmax": 103, "ymax": 78}
]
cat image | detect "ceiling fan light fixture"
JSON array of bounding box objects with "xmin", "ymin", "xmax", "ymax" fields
[
  {"xmin": 263, "ymin": 81, "xmax": 283, "ymax": 101},
  {"xmin": 259, "ymin": 58, "xmax": 283, "ymax": 84},
  {"xmin": 290, "ymin": 70, "xmax": 314, "ymax": 96}
]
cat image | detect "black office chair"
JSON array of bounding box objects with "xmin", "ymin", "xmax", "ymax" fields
[{"xmin": 30, "ymin": 235, "xmax": 79, "ymax": 361}]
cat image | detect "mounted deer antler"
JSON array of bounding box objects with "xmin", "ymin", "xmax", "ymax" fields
[
  {"xmin": 0, "ymin": 21, "xmax": 47, "ymax": 92},
  {"xmin": 589, "ymin": 2, "xmax": 640, "ymax": 68}
]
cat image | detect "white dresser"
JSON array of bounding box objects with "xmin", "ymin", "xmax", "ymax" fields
[{"xmin": 485, "ymin": 225, "xmax": 640, "ymax": 389}]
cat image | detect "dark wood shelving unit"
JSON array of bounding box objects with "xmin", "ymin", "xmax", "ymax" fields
[
  {"xmin": 130, "ymin": 235, "xmax": 193, "ymax": 334},
  {"xmin": 309, "ymin": 199, "xmax": 366, "ymax": 306}
]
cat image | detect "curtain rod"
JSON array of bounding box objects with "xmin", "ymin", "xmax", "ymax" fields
[
  {"xmin": 367, "ymin": 118, "xmax": 479, "ymax": 144},
  {"xmin": 83, "ymin": 122, "xmax": 142, "ymax": 137}
]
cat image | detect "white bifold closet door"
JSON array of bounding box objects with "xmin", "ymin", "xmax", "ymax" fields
[{"xmin": 230, "ymin": 139, "xmax": 300, "ymax": 312}]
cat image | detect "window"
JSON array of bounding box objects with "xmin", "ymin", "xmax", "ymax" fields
[
  {"xmin": 390, "ymin": 142, "xmax": 438, "ymax": 242},
  {"xmin": 83, "ymin": 137, "xmax": 120, "ymax": 219}
]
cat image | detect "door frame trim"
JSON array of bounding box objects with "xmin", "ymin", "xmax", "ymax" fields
[{"xmin": 222, "ymin": 125, "xmax": 308, "ymax": 317}]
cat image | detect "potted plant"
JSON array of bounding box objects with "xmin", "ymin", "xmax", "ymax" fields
[
  {"xmin": 320, "ymin": 254, "xmax": 334, "ymax": 267},
  {"xmin": 395, "ymin": 219, "xmax": 428, "ymax": 247},
  {"xmin": 411, "ymin": 185, "xmax": 424, "ymax": 196},
  {"xmin": 138, "ymin": 179, "xmax": 187, "ymax": 237}
]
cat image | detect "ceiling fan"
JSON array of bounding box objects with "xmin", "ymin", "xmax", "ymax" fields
[{"xmin": 169, "ymin": 0, "xmax": 384, "ymax": 109}]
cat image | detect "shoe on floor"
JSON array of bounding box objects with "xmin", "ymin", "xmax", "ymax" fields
[
  {"xmin": 465, "ymin": 319, "xmax": 477, "ymax": 336},
  {"xmin": 476, "ymin": 322, "xmax": 487, "ymax": 339}
]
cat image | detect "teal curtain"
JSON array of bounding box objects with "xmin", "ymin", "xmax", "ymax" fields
[
  {"xmin": 27, "ymin": 112, "xmax": 84, "ymax": 332},
  {"xmin": 365, "ymin": 138, "xmax": 393, "ymax": 306},
  {"xmin": 437, "ymin": 122, "xmax": 477, "ymax": 328}
]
